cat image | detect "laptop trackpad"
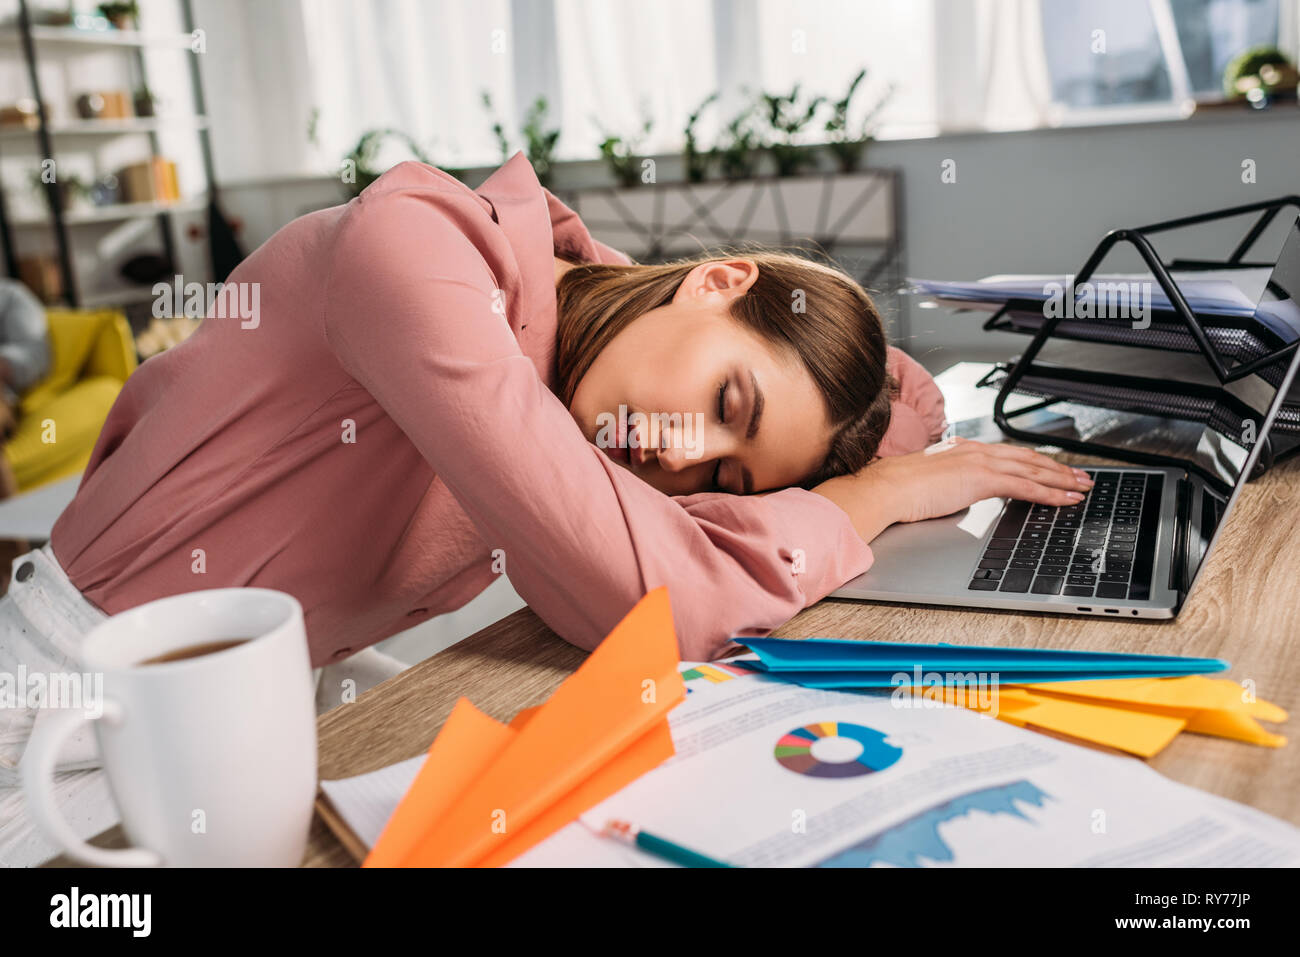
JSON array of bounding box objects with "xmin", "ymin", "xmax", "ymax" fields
[{"xmin": 834, "ymin": 497, "xmax": 1005, "ymax": 596}]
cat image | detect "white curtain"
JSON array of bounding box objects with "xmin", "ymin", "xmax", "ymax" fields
[
  {"xmin": 192, "ymin": 0, "xmax": 514, "ymax": 181},
  {"xmin": 191, "ymin": 0, "xmax": 320, "ymax": 183},
  {"xmin": 300, "ymin": 0, "xmax": 515, "ymax": 172},
  {"xmin": 750, "ymin": 0, "xmax": 940, "ymax": 138},
  {"xmin": 552, "ymin": 0, "xmax": 720, "ymax": 161},
  {"xmin": 933, "ymin": 0, "xmax": 1054, "ymax": 132}
]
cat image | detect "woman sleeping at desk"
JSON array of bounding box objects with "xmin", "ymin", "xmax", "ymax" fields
[{"xmin": 1, "ymin": 154, "xmax": 1093, "ymax": 690}]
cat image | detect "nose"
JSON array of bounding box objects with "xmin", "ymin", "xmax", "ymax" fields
[
  {"xmin": 655, "ymin": 418, "xmax": 730, "ymax": 473},
  {"xmin": 628, "ymin": 415, "xmax": 661, "ymax": 467}
]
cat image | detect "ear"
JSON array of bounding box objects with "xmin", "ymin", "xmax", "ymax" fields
[{"xmin": 672, "ymin": 259, "xmax": 759, "ymax": 304}]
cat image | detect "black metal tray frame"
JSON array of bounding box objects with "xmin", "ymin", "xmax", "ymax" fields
[{"xmin": 985, "ymin": 196, "xmax": 1300, "ymax": 495}]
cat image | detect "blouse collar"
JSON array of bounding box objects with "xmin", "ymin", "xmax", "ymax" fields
[{"xmin": 474, "ymin": 151, "xmax": 628, "ymax": 270}]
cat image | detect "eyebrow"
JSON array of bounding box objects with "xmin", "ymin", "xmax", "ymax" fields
[
  {"xmin": 741, "ymin": 370, "xmax": 764, "ymax": 494},
  {"xmin": 746, "ymin": 371, "xmax": 764, "ymax": 440}
]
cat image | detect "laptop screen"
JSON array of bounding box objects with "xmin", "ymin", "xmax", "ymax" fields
[{"xmin": 1192, "ymin": 216, "xmax": 1300, "ymax": 492}]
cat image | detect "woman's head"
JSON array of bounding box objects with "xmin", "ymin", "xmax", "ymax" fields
[{"xmin": 557, "ymin": 250, "xmax": 895, "ymax": 496}]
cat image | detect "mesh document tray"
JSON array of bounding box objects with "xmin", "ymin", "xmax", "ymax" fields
[
  {"xmin": 988, "ymin": 311, "xmax": 1292, "ymax": 389},
  {"xmin": 981, "ymin": 361, "xmax": 1300, "ymax": 439},
  {"xmin": 986, "ymin": 196, "xmax": 1300, "ymax": 492}
]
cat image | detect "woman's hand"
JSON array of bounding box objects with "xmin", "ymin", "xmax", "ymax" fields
[{"xmin": 811, "ymin": 436, "xmax": 1094, "ymax": 543}]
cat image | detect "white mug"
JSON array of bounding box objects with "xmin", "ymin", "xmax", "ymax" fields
[{"xmin": 21, "ymin": 588, "xmax": 317, "ymax": 867}]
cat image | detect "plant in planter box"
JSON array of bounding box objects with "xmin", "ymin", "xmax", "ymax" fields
[
  {"xmin": 713, "ymin": 98, "xmax": 762, "ymax": 181},
  {"xmin": 481, "ymin": 91, "xmax": 512, "ymax": 160},
  {"xmin": 760, "ymin": 83, "xmax": 825, "ymax": 177},
  {"xmin": 342, "ymin": 128, "xmax": 434, "ymax": 197},
  {"xmin": 97, "ymin": 1, "xmax": 138, "ymax": 30},
  {"xmin": 824, "ymin": 68, "xmax": 895, "ymax": 173},
  {"xmin": 521, "ymin": 97, "xmax": 561, "ymax": 188},
  {"xmin": 481, "ymin": 92, "xmax": 561, "ymax": 188},
  {"xmin": 682, "ymin": 92, "xmax": 718, "ymax": 183},
  {"xmin": 596, "ymin": 109, "xmax": 653, "ymax": 188}
]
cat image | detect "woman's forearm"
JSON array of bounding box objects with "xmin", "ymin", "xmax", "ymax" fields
[{"xmin": 810, "ymin": 470, "xmax": 902, "ymax": 544}]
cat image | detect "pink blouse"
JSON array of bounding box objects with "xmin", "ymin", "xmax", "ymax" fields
[{"xmin": 49, "ymin": 154, "xmax": 947, "ymax": 666}]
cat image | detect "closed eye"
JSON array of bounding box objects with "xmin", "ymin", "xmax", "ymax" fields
[{"xmin": 713, "ymin": 382, "xmax": 728, "ymax": 490}]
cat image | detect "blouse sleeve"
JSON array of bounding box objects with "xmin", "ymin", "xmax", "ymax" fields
[
  {"xmin": 876, "ymin": 346, "xmax": 948, "ymax": 457},
  {"xmin": 321, "ymin": 184, "xmax": 873, "ymax": 661}
]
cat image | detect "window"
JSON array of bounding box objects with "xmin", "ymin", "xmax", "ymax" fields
[
  {"xmin": 1040, "ymin": 0, "xmax": 1283, "ymax": 114},
  {"xmin": 1171, "ymin": 0, "xmax": 1281, "ymax": 94},
  {"xmin": 1040, "ymin": 0, "xmax": 1178, "ymax": 108}
]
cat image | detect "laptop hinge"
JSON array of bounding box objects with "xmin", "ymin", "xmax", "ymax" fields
[{"xmin": 1169, "ymin": 476, "xmax": 1192, "ymax": 596}]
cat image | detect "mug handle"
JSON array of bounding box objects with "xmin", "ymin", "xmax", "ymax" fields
[{"xmin": 21, "ymin": 699, "xmax": 163, "ymax": 867}]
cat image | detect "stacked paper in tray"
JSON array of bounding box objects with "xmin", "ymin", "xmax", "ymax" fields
[
  {"xmin": 735, "ymin": 637, "xmax": 1286, "ymax": 758},
  {"xmin": 909, "ymin": 274, "xmax": 1263, "ymax": 318}
]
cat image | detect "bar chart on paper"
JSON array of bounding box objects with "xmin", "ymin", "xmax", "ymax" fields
[{"xmin": 680, "ymin": 662, "xmax": 752, "ymax": 691}]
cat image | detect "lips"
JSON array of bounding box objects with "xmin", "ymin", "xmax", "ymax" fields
[{"xmin": 598, "ymin": 406, "xmax": 631, "ymax": 466}]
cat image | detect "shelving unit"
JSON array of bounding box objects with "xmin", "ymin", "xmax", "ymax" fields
[
  {"xmin": 11, "ymin": 195, "xmax": 206, "ymax": 228},
  {"xmin": 0, "ymin": 115, "xmax": 208, "ymax": 140},
  {"xmin": 0, "ymin": 0, "xmax": 215, "ymax": 309}
]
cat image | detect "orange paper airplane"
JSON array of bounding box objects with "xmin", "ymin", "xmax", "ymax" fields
[{"xmin": 365, "ymin": 587, "xmax": 685, "ymax": 867}]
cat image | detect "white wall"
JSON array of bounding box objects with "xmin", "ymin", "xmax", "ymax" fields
[{"xmin": 867, "ymin": 108, "xmax": 1300, "ymax": 372}]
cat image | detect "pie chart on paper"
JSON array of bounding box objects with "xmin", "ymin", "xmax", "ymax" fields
[{"xmin": 774, "ymin": 721, "xmax": 902, "ymax": 778}]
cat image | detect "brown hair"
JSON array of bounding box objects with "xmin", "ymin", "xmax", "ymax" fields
[{"xmin": 554, "ymin": 249, "xmax": 897, "ymax": 489}]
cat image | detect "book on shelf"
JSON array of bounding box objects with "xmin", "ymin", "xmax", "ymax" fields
[{"xmin": 117, "ymin": 156, "xmax": 179, "ymax": 203}]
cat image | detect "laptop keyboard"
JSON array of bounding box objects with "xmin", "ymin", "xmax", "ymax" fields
[{"xmin": 968, "ymin": 469, "xmax": 1164, "ymax": 601}]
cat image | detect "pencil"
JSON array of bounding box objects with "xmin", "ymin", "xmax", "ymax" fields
[{"xmin": 602, "ymin": 819, "xmax": 736, "ymax": 868}]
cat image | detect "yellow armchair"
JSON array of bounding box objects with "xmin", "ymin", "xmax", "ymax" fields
[{"xmin": 4, "ymin": 308, "xmax": 137, "ymax": 492}]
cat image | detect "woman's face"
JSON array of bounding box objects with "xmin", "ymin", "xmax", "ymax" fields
[{"xmin": 568, "ymin": 260, "xmax": 834, "ymax": 496}]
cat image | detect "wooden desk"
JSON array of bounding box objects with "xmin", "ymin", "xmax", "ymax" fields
[{"xmin": 60, "ymin": 363, "xmax": 1300, "ymax": 866}]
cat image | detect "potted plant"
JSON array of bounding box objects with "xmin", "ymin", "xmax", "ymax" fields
[
  {"xmin": 713, "ymin": 98, "xmax": 762, "ymax": 181},
  {"xmin": 481, "ymin": 91, "xmax": 510, "ymax": 161},
  {"xmin": 97, "ymin": 1, "xmax": 138, "ymax": 30},
  {"xmin": 29, "ymin": 170, "xmax": 92, "ymax": 214},
  {"xmin": 596, "ymin": 110, "xmax": 653, "ymax": 188},
  {"xmin": 682, "ymin": 92, "xmax": 718, "ymax": 183},
  {"xmin": 824, "ymin": 68, "xmax": 895, "ymax": 173},
  {"xmin": 681, "ymin": 92, "xmax": 722, "ymax": 184},
  {"xmin": 482, "ymin": 92, "xmax": 561, "ymax": 188},
  {"xmin": 760, "ymin": 83, "xmax": 825, "ymax": 176},
  {"xmin": 570, "ymin": 80, "xmax": 902, "ymax": 270},
  {"xmin": 520, "ymin": 97, "xmax": 560, "ymax": 188},
  {"xmin": 1223, "ymin": 46, "xmax": 1300, "ymax": 107},
  {"xmin": 133, "ymin": 84, "xmax": 157, "ymax": 118}
]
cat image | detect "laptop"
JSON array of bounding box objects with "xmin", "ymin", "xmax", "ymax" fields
[{"xmin": 832, "ymin": 217, "xmax": 1300, "ymax": 619}]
